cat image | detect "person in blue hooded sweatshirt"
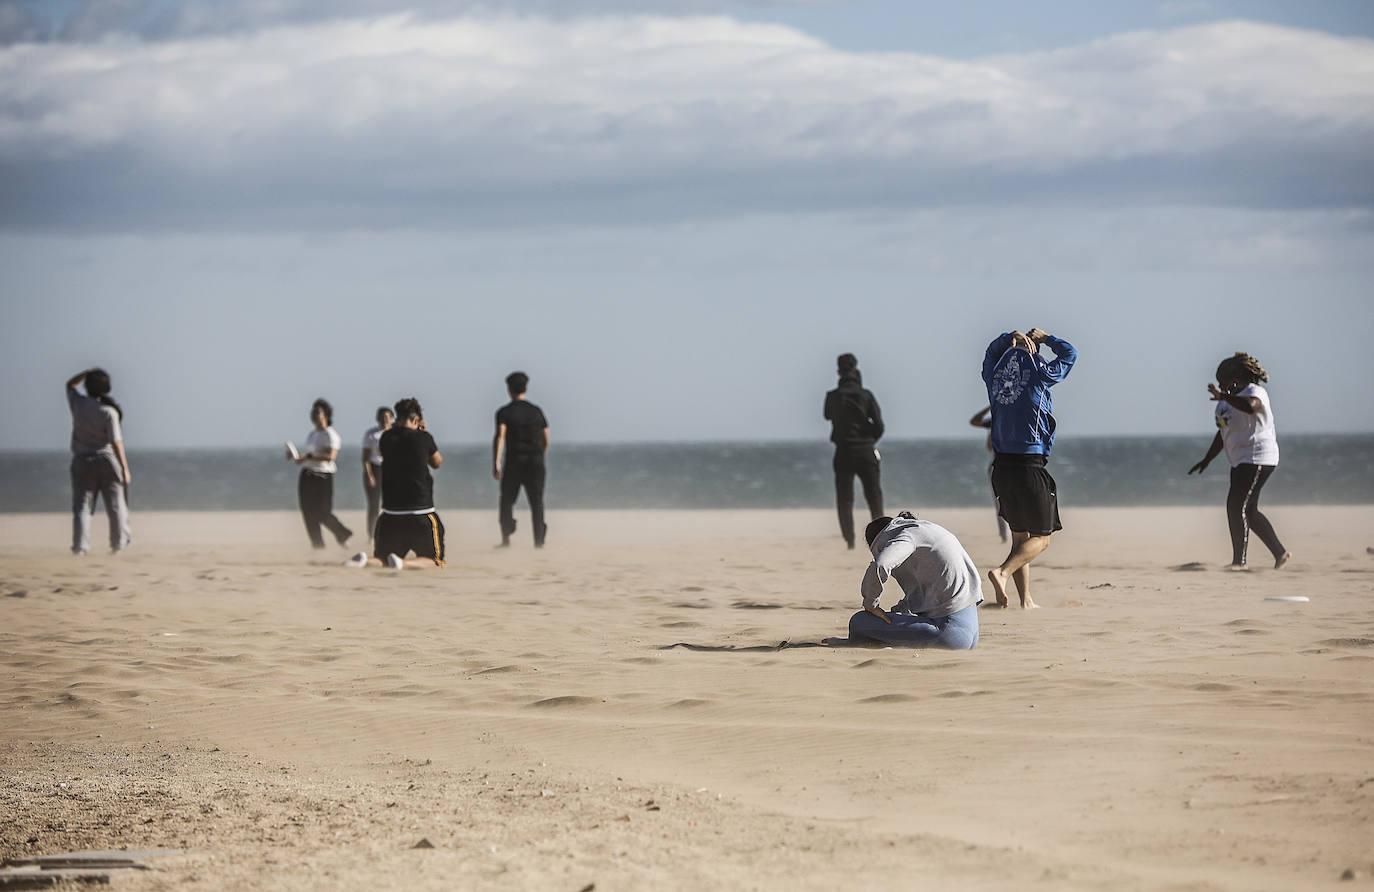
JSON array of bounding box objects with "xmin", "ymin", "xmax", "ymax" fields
[{"xmin": 981, "ymin": 328, "xmax": 1077, "ymax": 609}]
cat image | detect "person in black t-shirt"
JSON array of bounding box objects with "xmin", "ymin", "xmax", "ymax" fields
[
  {"xmin": 345, "ymin": 397, "xmax": 445, "ymax": 569},
  {"xmin": 492, "ymin": 371, "xmax": 549, "ymax": 548},
  {"xmin": 824, "ymin": 353, "xmax": 885, "ymax": 550}
]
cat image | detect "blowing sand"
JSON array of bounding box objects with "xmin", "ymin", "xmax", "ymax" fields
[{"xmin": 2, "ymin": 506, "xmax": 1373, "ymax": 890}]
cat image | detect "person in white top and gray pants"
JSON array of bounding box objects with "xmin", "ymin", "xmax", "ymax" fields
[{"xmin": 66, "ymin": 368, "xmax": 132, "ymax": 554}]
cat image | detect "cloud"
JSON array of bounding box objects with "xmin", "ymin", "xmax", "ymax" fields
[
  {"xmin": 4, "ymin": 0, "xmax": 833, "ymax": 43},
  {"xmin": 0, "ymin": 15, "xmax": 1371, "ymax": 231}
]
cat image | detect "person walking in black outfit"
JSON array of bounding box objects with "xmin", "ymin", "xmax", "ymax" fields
[
  {"xmin": 824, "ymin": 353, "xmax": 885, "ymax": 549},
  {"xmin": 493, "ymin": 371, "xmax": 549, "ymax": 548}
]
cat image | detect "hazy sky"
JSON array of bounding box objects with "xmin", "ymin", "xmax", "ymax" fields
[{"xmin": 3, "ymin": 0, "xmax": 1372, "ymax": 449}]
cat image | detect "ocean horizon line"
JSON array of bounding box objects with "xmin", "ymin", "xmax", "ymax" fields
[
  {"xmin": 6, "ymin": 430, "xmax": 1374, "ymax": 455},
  {"xmin": 3, "ymin": 434, "xmax": 1371, "ymax": 513}
]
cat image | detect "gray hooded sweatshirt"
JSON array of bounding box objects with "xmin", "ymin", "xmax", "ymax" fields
[{"xmin": 860, "ymin": 516, "xmax": 983, "ymax": 618}]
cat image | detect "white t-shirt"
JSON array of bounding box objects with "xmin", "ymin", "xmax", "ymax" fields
[
  {"xmin": 303, "ymin": 427, "xmax": 342, "ymax": 474},
  {"xmin": 361, "ymin": 425, "xmax": 385, "ymax": 466},
  {"xmin": 1215, "ymin": 383, "xmax": 1279, "ymax": 467}
]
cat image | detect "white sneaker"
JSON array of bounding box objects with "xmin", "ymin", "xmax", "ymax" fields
[
  {"xmin": 384, "ymin": 553, "xmax": 404, "ymax": 570},
  {"xmin": 344, "ymin": 552, "xmax": 368, "ymax": 568}
]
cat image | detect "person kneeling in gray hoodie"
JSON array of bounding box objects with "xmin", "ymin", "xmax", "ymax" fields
[{"xmin": 832, "ymin": 511, "xmax": 983, "ymax": 649}]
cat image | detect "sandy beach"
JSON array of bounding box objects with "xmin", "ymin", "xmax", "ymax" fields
[{"xmin": 2, "ymin": 505, "xmax": 1372, "ymax": 890}]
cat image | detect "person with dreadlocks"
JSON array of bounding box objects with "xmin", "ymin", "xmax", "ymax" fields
[
  {"xmin": 1188, "ymin": 352, "xmax": 1291, "ymax": 570},
  {"xmin": 65, "ymin": 368, "xmax": 132, "ymax": 554}
]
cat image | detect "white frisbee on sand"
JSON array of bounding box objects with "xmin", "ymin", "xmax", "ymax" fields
[{"xmin": 1264, "ymin": 596, "xmax": 1309, "ymax": 602}]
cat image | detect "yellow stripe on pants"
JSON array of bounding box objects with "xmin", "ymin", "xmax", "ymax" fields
[{"xmin": 427, "ymin": 513, "xmax": 444, "ymax": 567}]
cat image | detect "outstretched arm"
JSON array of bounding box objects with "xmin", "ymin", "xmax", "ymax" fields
[
  {"xmin": 1208, "ymin": 384, "xmax": 1260, "ymax": 415},
  {"xmin": 1188, "ymin": 432, "xmax": 1224, "ymax": 475}
]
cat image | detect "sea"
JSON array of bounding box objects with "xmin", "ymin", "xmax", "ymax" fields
[{"xmin": 2, "ymin": 435, "xmax": 1371, "ymax": 513}]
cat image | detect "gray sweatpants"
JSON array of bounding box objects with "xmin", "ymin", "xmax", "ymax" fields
[{"xmin": 71, "ymin": 453, "xmax": 131, "ymax": 553}]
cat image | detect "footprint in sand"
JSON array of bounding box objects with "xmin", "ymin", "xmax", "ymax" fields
[
  {"xmin": 860, "ymin": 693, "xmax": 916, "ymax": 703},
  {"xmin": 529, "ymin": 695, "xmax": 599, "ymax": 708},
  {"xmin": 665, "ymin": 698, "xmax": 712, "ymax": 709},
  {"xmin": 1320, "ymin": 637, "xmax": 1374, "ymax": 649}
]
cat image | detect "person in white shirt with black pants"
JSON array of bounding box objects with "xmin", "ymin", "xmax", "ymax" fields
[
  {"xmin": 291, "ymin": 398, "xmax": 353, "ymax": 550},
  {"xmin": 361, "ymin": 406, "xmax": 393, "ymax": 543},
  {"xmin": 1188, "ymin": 352, "xmax": 1291, "ymax": 570}
]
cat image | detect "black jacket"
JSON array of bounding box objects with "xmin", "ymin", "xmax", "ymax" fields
[{"xmin": 824, "ymin": 371, "xmax": 885, "ymax": 447}]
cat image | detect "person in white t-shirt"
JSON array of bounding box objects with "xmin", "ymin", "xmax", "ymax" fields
[
  {"xmin": 361, "ymin": 406, "xmax": 394, "ymax": 543},
  {"xmin": 65, "ymin": 367, "xmax": 133, "ymax": 554},
  {"xmin": 288, "ymin": 398, "xmax": 353, "ymax": 549},
  {"xmin": 1188, "ymin": 352, "xmax": 1290, "ymax": 570}
]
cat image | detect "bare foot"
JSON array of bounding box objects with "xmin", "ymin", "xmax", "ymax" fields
[
  {"xmin": 1021, "ymin": 595, "xmax": 1040, "ymax": 610},
  {"xmin": 987, "ymin": 568, "xmax": 1010, "ymax": 607},
  {"xmin": 1273, "ymin": 551, "xmax": 1291, "ymax": 569},
  {"xmin": 1225, "ymin": 563, "xmax": 1249, "ymax": 572}
]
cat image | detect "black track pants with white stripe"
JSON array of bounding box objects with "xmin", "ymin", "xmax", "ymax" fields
[{"xmin": 1227, "ymin": 463, "xmax": 1284, "ymax": 566}]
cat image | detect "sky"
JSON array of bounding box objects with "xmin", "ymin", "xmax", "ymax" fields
[{"xmin": 2, "ymin": 0, "xmax": 1372, "ymax": 449}]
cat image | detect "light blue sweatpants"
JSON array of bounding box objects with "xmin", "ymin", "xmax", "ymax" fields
[{"xmin": 846, "ymin": 603, "xmax": 979, "ymax": 649}]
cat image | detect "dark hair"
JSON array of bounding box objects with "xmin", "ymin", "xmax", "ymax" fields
[
  {"xmin": 311, "ymin": 398, "xmax": 333, "ymax": 425},
  {"xmin": 1216, "ymin": 352, "xmax": 1269, "ymax": 386},
  {"xmin": 393, "ymin": 397, "xmax": 423, "ymax": 422},
  {"xmin": 376, "ymin": 406, "xmax": 394, "ymax": 424},
  {"xmin": 865, "ymin": 510, "xmax": 916, "ymax": 547},
  {"xmin": 506, "ymin": 371, "xmax": 529, "ymax": 395},
  {"xmin": 85, "ymin": 368, "xmax": 123, "ymax": 421},
  {"xmin": 864, "ymin": 516, "xmax": 892, "ymax": 547},
  {"xmin": 837, "ymin": 353, "xmax": 858, "ymax": 373}
]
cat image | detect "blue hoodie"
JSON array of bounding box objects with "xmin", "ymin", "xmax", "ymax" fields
[{"xmin": 981, "ymin": 333, "xmax": 1077, "ymax": 456}]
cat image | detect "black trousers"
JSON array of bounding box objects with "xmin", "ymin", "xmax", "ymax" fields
[
  {"xmin": 500, "ymin": 456, "xmax": 547, "ymax": 546},
  {"xmin": 298, "ymin": 469, "xmax": 352, "ymax": 549},
  {"xmin": 833, "ymin": 445, "xmax": 883, "ymax": 546},
  {"xmin": 1227, "ymin": 464, "xmax": 1284, "ymax": 565}
]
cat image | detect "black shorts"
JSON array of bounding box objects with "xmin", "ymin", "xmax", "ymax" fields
[
  {"xmin": 373, "ymin": 512, "xmax": 445, "ymax": 566},
  {"xmin": 991, "ymin": 454, "xmax": 1062, "ymax": 536}
]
